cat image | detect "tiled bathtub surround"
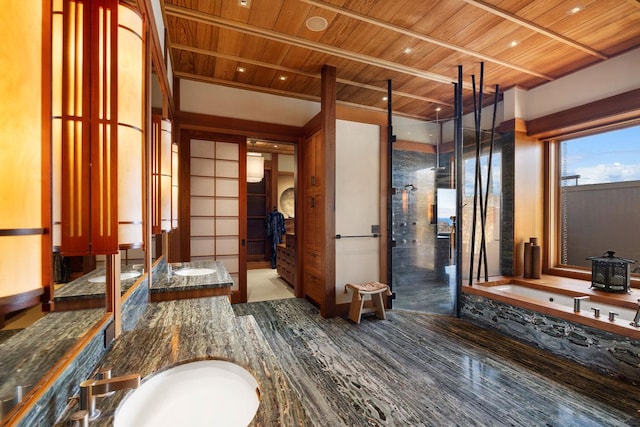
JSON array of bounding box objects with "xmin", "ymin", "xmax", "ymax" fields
[{"xmin": 460, "ymin": 291, "xmax": 640, "ymax": 385}]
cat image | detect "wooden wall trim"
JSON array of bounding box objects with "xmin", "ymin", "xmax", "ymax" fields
[
  {"xmin": 176, "ymin": 110, "xmax": 303, "ymax": 142},
  {"xmin": 336, "ymin": 104, "xmax": 387, "ymax": 125},
  {"xmin": 527, "ymin": 88, "xmax": 640, "ymax": 139},
  {"xmin": 379, "ymin": 126, "xmax": 389, "ymax": 286},
  {"xmin": 136, "ymin": 0, "xmax": 174, "ymax": 115},
  {"xmin": 321, "ymin": 65, "xmax": 337, "ymax": 318},
  {"xmin": 302, "ymin": 112, "xmax": 321, "ymax": 137},
  {"xmin": 393, "ymin": 140, "xmax": 436, "ymax": 154}
]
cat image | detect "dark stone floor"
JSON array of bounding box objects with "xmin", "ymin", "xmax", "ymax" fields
[{"xmin": 234, "ymin": 298, "xmax": 640, "ymax": 427}]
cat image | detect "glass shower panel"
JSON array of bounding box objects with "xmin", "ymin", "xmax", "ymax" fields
[
  {"xmin": 391, "ymin": 147, "xmax": 456, "ymax": 315},
  {"xmin": 459, "ymin": 129, "xmax": 502, "ymax": 284}
]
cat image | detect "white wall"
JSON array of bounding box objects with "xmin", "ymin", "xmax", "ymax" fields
[
  {"xmin": 505, "ymin": 47, "xmax": 640, "ymax": 121},
  {"xmin": 180, "ymin": 80, "xmax": 320, "ymax": 126},
  {"xmin": 335, "ymin": 120, "xmax": 381, "ymax": 304}
]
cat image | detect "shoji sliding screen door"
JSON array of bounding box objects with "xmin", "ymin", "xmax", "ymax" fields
[{"xmin": 189, "ymin": 139, "xmax": 242, "ymax": 295}]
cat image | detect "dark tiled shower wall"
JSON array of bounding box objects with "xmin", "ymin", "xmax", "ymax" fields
[{"xmin": 500, "ymin": 131, "xmax": 516, "ymax": 277}]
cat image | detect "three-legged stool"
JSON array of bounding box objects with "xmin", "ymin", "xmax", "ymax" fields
[{"xmin": 344, "ymin": 282, "xmax": 391, "ymax": 324}]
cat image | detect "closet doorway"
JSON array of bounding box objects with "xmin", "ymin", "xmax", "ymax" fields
[{"xmin": 246, "ymin": 140, "xmax": 297, "ymax": 302}]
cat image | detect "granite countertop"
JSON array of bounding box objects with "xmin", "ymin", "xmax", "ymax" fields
[
  {"xmin": 53, "ymin": 264, "xmax": 145, "ymax": 302},
  {"xmin": 150, "ymin": 260, "xmax": 234, "ymax": 294},
  {"xmin": 61, "ymin": 296, "xmax": 310, "ymax": 426},
  {"xmin": 0, "ymin": 309, "xmax": 104, "ymax": 405}
]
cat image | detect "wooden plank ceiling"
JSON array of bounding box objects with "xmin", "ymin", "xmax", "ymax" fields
[{"xmin": 163, "ymin": 0, "xmax": 640, "ymax": 121}]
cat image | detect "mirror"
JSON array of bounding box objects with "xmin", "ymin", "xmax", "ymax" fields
[{"xmin": 1, "ymin": 2, "xmax": 152, "ymax": 423}]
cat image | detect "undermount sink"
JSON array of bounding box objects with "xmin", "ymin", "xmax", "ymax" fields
[
  {"xmin": 115, "ymin": 360, "xmax": 260, "ymax": 427},
  {"xmin": 88, "ymin": 271, "xmax": 141, "ymax": 283},
  {"xmin": 174, "ymin": 267, "xmax": 216, "ymax": 277}
]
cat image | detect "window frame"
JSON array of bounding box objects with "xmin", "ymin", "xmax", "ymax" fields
[{"xmin": 544, "ymin": 125, "xmax": 640, "ymax": 287}]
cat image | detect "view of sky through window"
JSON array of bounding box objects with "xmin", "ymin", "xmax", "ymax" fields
[{"xmin": 562, "ymin": 125, "xmax": 640, "ymax": 185}]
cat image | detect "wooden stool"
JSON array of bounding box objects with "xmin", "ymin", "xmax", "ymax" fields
[{"xmin": 344, "ymin": 282, "xmax": 391, "ymax": 324}]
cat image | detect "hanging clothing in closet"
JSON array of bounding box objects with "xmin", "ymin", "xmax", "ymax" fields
[{"xmin": 266, "ymin": 208, "xmax": 286, "ymax": 269}]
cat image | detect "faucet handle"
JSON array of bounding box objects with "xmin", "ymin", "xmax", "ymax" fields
[
  {"xmin": 608, "ymin": 311, "xmax": 619, "ymax": 322},
  {"xmin": 94, "ymin": 368, "xmax": 113, "ymax": 397},
  {"xmin": 591, "ymin": 307, "xmax": 600, "ymax": 318}
]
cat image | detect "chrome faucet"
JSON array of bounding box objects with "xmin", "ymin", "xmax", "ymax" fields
[
  {"xmin": 79, "ymin": 372, "xmax": 140, "ymax": 420},
  {"xmin": 631, "ymin": 299, "xmax": 640, "ymax": 327},
  {"xmin": 573, "ymin": 296, "xmax": 589, "ymax": 312},
  {"xmin": 591, "ymin": 307, "xmax": 600, "ymax": 318}
]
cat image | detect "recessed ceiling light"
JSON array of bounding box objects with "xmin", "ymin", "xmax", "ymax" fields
[
  {"xmin": 403, "ymin": 47, "xmax": 412, "ymax": 54},
  {"xmin": 306, "ymin": 16, "xmax": 328, "ymax": 32},
  {"xmin": 382, "ymin": 96, "xmax": 388, "ymax": 101},
  {"xmin": 239, "ymin": 0, "xmax": 250, "ymax": 7},
  {"xmin": 279, "ymin": 75, "xmax": 287, "ymax": 81},
  {"xmin": 435, "ymin": 107, "xmax": 442, "ymax": 112},
  {"xmin": 510, "ymin": 40, "xmax": 519, "ymax": 48},
  {"xmin": 236, "ymin": 66, "xmax": 246, "ymax": 73},
  {"xmin": 570, "ymin": 6, "xmax": 582, "ymax": 14}
]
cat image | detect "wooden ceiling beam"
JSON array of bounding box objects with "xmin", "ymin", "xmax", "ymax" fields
[
  {"xmin": 164, "ymin": 4, "xmax": 492, "ymax": 93},
  {"xmin": 463, "ymin": 0, "xmax": 608, "ymax": 60},
  {"xmin": 300, "ymin": 0, "xmax": 553, "ymax": 81},
  {"xmin": 171, "ymin": 43, "xmax": 454, "ymax": 107}
]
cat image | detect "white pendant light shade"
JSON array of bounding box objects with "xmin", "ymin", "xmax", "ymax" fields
[{"xmin": 246, "ymin": 153, "xmax": 264, "ymax": 183}]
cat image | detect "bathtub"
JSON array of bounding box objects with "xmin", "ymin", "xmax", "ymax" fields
[
  {"xmin": 490, "ymin": 284, "xmax": 637, "ymax": 323},
  {"xmin": 461, "ymin": 278, "xmax": 640, "ymax": 384}
]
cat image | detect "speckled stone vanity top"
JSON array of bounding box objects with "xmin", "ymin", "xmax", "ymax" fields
[
  {"xmin": 0, "ymin": 309, "xmax": 104, "ymax": 403},
  {"xmin": 62, "ymin": 296, "xmax": 310, "ymax": 426},
  {"xmin": 53, "ymin": 264, "xmax": 145, "ymax": 302},
  {"xmin": 150, "ymin": 260, "xmax": 234, "ymax": 293}
]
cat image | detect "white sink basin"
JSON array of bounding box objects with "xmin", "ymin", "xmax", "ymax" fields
[
  {"xmin": 115, "ymin": 360, "xmax": 260, "ymax": 427},
  {"xmin": 88, "ymin": 271, "xmax": 141, "ymax": 283},
  {"xmin": 174, "ymin": 267, "xmax": 216, "ymax": 277}
]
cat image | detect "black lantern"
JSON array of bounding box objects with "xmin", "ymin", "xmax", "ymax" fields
[{"xmin": 587, "ymin": 251, "xmax": 635, "ymax": 293}]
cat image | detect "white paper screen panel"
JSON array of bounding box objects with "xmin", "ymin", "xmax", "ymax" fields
[
  {"xmin": 191, "ymin": 139, "xmax": 216, "ymax": 158},
  {"xmin": 190, "ymin": 158, "xmax": 215, "ymax": 176},
  {"xmin": 216, "ymin": 199, "xmax": 238, "ymax": 217},
  {"xmin": 216, "ymin": 141, "xmax": 239, "ymax": 160},
  {"xmin": 189, "ymin": 138, "xmax": 240, "ymax": 263},
  {"xmin": 191, "ymin": 218, "xmax": 215, "ymax": 236},
  {"xmin": 215, "ymin": 159, "xmax": 239, "ymax": 178},
  {"xmin": 191, "ymin": 236, "xmax": 214, "ymax": 257},
  {"xmin": 190, "ymin": 197, "xmax": 215, "ymax": 216},
  {"xmin": 216, "ymin": 179, "xmax": 239, "ymax": 198},
  {"xmin": 216, "ymin": 236, "xmax": 238, "ymax": 255},
  {"xmin": 216, "ymin": 218, "xmax": 238, "ymax": 235},
  {"xmin": 218, "ymin": 255, "xmax": 239, "ymax": 272},
  {"xmin": 191, "ymin": 176, "xmax": 215, "ymax": 196}
]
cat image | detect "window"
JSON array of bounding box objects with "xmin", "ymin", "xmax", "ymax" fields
[{"xmin": 556, "ymin": 125, "xmax": 640, "ymax": 273}]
